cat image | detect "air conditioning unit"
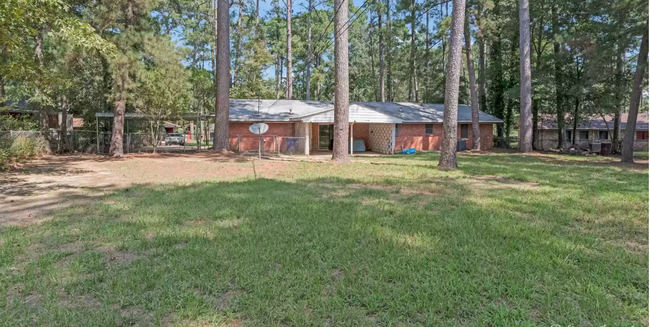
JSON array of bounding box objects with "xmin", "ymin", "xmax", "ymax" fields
[
  {"xmin": 590, "ymin": 142, "xmax": 601, "ymax": 153},
  {"xmin": 457, "ymin": 139, "xmax": 467, "ymax": 151}
]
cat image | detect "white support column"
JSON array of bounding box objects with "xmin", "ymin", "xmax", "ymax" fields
[
  {"xmin": 304, "ymin": 122, "xmax": 310, "ymax": 155},
  {"xmin": 350, "ymin": 122, "xmax": 354, "ymax": 156}
]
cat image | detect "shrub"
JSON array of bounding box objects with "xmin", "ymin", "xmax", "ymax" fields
[
  {"xmin": 0, "ymin": 135, "xmax": 47, "ymax": 170},
  {"xmin": 10, "ymin": 136, "xmax": 46, "ymax": 158}
]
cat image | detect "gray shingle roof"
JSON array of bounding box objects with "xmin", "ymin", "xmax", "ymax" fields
[
  {"xmin": 94, "ymin": 99, "xmax": 504, "ymax": 124},
  {"xmin": 228, "ymin": 99, "xmax": 503, "ymax": 123},
  {"xmin": 356, "ymin": 102, "xmax": 503, "ymax": 123}
]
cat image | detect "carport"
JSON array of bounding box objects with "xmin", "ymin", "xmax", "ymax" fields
[{"xmin": 299, "ymin": 104, "xmax": 402, "ymax": 155}]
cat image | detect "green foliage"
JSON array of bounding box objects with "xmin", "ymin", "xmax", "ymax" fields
[{"xmin": 0, "ymin": 134, "xmax": 47, "ymax": 169}]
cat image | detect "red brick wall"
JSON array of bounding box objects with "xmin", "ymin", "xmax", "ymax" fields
[
  {"xmin": 352, "ymin": 123, "xmax": 370, "ymax": 150},
  {"xmin": 229, "ymin": 122, "xmax": 294, "ymax": 137},
  {"xmin": 394, "ymin": 123, "xmax": 494, "ymax": 151},
  {"xmin": 229, "ymin": 122, "xmax": 295, "ymax": 151}
]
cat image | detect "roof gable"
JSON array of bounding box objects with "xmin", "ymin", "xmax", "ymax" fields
[{"xmin": 301, "ymin": 104, "xmax": 402, "ymax": 123}]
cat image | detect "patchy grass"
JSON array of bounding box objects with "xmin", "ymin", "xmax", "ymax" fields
[{"xmin": 1, "ymin": 152, "xmax": 647, "ymax": 326}]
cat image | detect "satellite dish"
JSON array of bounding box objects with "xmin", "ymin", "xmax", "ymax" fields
[{"xmin": 249, "ymin": 123, "xmax": 269, "ymax": 135}]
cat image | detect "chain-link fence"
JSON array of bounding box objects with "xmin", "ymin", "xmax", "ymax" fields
[
  {"xmin": 2, "ymin": 130, "xmax": 309, "ymax": 156},
  {"xmin": 276, "ymin": 136, "xmax": 307, "ymax": 155}
]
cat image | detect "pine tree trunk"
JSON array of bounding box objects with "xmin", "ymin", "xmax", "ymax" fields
[
  {"xmin": 386, "ymin": 0, "xmax": 392, "ymax": 101},
  {"xmin": 424, "ymin": 11, "xmax": 429, "ymax": 103},
  {"xmin": 332, "ymin": 0, "xmax": 350, "ymax": 163},
  {"xmin": 518, "ymin": 0, "xmax": 533, "ymax": 152},
  {"xmin": 572, "ymin": 98, "xmax": 579, "ymax": 145},
  {"xmin": 286, "ymin": 0, "xmax": 293, "ymax": 99},
  {"xmin": 378, "ymin": 0, "xmax": 385, "ymax": 102},
  {"xmin": 478, "ymin": 37, "xmax": 487, "ymax": 113},
  {"xmin": 35, "ymin": 28, "xmax": 52, "ymax": 154},
  {"xmin": 464, "ymin": 15, "xmax": 480, "ymax": 150},
  {"xmin": 59, "ymin": 95, "xmax": 68, "ymax": 152},
  {"xmin": 369, "ymin": 28, "xmax": 378, "ymax": 101},
  {"xmin": 552, "ymin": 3, "xmax": 564, "ymax": 149},
  {"xmin": 408, "ymin": 0, "xmax": 416, "ymax": 102},
  {"xmin": 232, "ymin": 1, "xmax": 244, "ymax": 86},
  {"xmin": 613, "ymin": 48, "xmax": 624, "ymax": 151},
  {"xmin": 438, "ymin": 0, "xmax": 466, "ymax": 169},
  {"xmin": 0, "ymin": 72, "xmax": 5, "ymax": 107},
  {"xmin": 213, "ymin": 0, "xmax": 230, "ymax": 150},
  {"xmin": 256, "ymin": 0, "xmax": 260, "ymax": 30},
  {"xmin": 109, "ymin": 70, "xmax": 126, "ymax": 157},
  {"xmin": 306, "ymin": 0, "xmax": 313, "ymax": 100},
  {"xmin": 622, "ymin": 24, "xmax": 648, "ymax": 162},
  {"xmin": 441, "ymin": 1, "xmax": 447, "ymax": 74}
]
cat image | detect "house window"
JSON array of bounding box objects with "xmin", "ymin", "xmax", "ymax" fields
[
  {"xmin": 637, "ymin": 131, "xmax": 649, "ymax": 140},
  {"xmin": 425, "ymin": 124, "xmax": 433, "ymax": 135},
  {"xmin": 599, "ymin": 131, "xmax": 609, "ymax": 140},
  {"xmin": 394, "ymin": 124, "xmax": 399, "ymax": 136},
  {"xmin": 460, "ymin": 124, "xmax": 469, "ymax": 138},
  {"xmin": 579, "ymin": 131, "xmax": 589, "ymax": 140},
  {"xmin": 566, "ymin": 130, "xmax": 573, "ymax": 142}
]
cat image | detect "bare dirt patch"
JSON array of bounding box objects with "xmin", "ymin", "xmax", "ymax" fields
[
  {"xmin": 0, "ymin": 153, "xmax": 296, "ymax": 226},
  {"xmin": 215, "ymin": 290, "xmax": 244, "ymax": 311}
]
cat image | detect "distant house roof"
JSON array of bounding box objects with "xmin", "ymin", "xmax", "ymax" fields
[
  {"xmin": 73, "ymin": 118, "xmax": 84, "ymax": 128},
  {"xmin": 95, "ymin": 99, "xmax": 504, "ymax": 124},
  {"xmin": 539, "ymin": 113, "xmax": 649, "ymax": 131}
]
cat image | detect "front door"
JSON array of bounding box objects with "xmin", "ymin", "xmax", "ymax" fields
[{"xmin": 318, "ymin": 125, "xmax": 333, "ymax": 150}]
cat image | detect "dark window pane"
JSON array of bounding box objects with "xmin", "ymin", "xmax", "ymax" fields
[
  {"xmin": 599, "ymin": 131, "xmax": 608, "ymax": 140},
  {"xmin": 425, "ymin": 124, "xmax": 433, "ymax": 135},
  {"xmin": 566, "ymin": 130, "xmax": 572, "ymax": 141},
  {"xmin": 579, "ymin": 131, "xmax": 589, "ymax": 140},
  {"xmin": 395, "ymin": 124, "xmax": 399, "ymax": 136},
  {"xmin": 460, "ymin": 124, "xmax": 469, "ymax": 138}
]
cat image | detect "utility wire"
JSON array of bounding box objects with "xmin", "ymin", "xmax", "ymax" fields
[
  {"xmin": 313, "ymin": 0, "xmax": 373, "ymax": 55},
  {"xmin": 316, "ymin": 0, "xmax": 452, "ymax": 55}
]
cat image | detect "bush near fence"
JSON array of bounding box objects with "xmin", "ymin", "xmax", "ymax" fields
[{"xmin": 0, "ymin": 131, "xmax": 48, "ymax": 170}]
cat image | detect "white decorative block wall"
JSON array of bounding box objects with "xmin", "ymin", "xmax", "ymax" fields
[{"xmin": 369, "ymin": 123, "xmax": 394, "ymax": 154}]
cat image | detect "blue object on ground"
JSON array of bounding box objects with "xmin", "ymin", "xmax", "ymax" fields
[
  {"xmin": 353, "ymin": 139, "xmax": 366, "ymax": 152},
  {"xmin": 402, "ymin": 148, "xmax": 416, "ymax": 154}
]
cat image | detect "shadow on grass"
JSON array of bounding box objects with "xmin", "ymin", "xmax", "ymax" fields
[{"xmin": 1, "ymin": 173, "xmax": 647, "ymax": 326}]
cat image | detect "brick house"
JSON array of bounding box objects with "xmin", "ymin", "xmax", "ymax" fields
[
  {"xmin": 214, "ymin": 99, "xmax": 502, "ymax": 155},
  {"xmin": 537, "ymin": 113, "xmax": 649, "ymax": 151}
]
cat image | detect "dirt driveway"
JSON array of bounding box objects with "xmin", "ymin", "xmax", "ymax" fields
[{"xmin": 1, "ymin": 153, "xmax": 293, "ymax": 226}]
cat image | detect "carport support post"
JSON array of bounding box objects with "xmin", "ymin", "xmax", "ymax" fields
[{"xmin": 350, "ymin": 122, "xmax": 354, "ymax": 156}]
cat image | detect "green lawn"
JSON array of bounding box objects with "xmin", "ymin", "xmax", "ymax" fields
[{"xmin": 1, "ymin": 152, "xmax": 648, "ymax": 326}]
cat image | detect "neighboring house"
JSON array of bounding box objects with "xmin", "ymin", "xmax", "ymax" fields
[
  {"xmin": 1, "ymin": 107, "xmax": 78, "ymax": 132},
  {"xmin": 219, "ymin": 99, "xmax": 502, "ymax": 154},
  {"xmin": 164, "ymin": 122, "xmax": 179, "ymax": 134},
  {"xmin": 537, "ymin": 113, "xmax": 649, "ymax": 151}
]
